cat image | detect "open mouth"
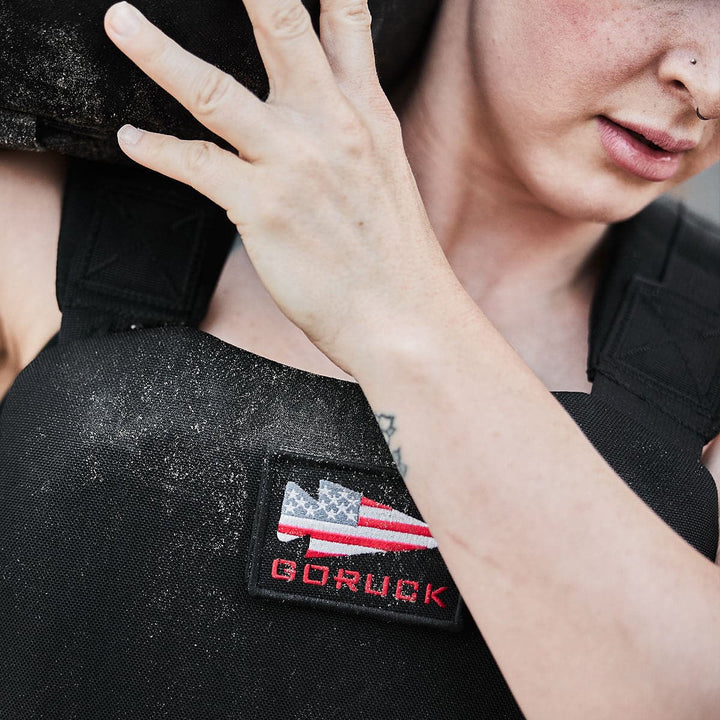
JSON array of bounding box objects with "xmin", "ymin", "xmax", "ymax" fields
[
  {"xmin": 621, "ymin": 126, "xmax": 665, "ymax": 152},
  {"xmin": 600, "ymin": 116, "xmax": 697, "ymax": 154},
  {"xmin": 596, "ymin": 116, "xmax": 685, "ymax": 182},
  {"xmin": 601, "ymin": 117, "xmax": 674, "ymax": 155}
]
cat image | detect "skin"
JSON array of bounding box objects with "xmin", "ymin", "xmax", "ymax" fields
[
  {"xmin": 0, "ymin": 150, "xmax": 64, "ymax": 399},
  {"xmin": 0, "ymin": 0, "xmax": 719, "ymax": 717},
  {"xmin": 457, "ymin": 0, "xmax": 720, "ymax": 223},
  {"xmin": 399, "ymin": 0, "xmax": 720, "ymax": 283}
]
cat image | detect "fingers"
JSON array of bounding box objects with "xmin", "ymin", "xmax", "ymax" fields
[
  {"xmin": 116, "ymin": 125, "xmax": 255, "ymax": 226},
  {"xmin": 240, "ymin": 0, "xmax": 339, "ymax": 107},
  {"xmin": 319, "ymin": 0, "xmax": 380, "ymax": 98},
  {"xmin": 104, "ymin": 2, "xmax": 273, "ymax": 159}
]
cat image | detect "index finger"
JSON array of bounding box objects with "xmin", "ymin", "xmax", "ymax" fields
[{"xmin": 104, "ymin": 2, "xmax": 274, "ymax": 160}]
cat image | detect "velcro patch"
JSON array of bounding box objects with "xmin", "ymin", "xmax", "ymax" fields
[{"xmin": 248, "ymin": 452, "xmax": 463, "ymax": 630}]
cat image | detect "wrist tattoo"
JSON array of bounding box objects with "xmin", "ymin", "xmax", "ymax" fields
[{"xmin": 375, "ymin": 413, "xmax": 408, "ymax": 479}]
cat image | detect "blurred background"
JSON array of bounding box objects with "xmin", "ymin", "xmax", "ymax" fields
[{"xmin": 671, "ymin": 161, "xmax": 720, "ymax": 223}]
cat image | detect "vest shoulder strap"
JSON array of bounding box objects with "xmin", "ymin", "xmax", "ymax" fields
[
  {"xmin": 589, "ymin": 197, "xmax": 720, "ymax": 455},
  {"xmin": 56, "ymin": 157, "xmax": 236, "ymax": 341}
]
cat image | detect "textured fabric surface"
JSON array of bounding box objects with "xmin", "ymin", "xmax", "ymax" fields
[
  {"xmin": 0, "ymin": 329, "xmax": 524, "ymax": 720},
  {"xmin": 0, "ymin": 0, "xmax": 440, "ymax": 162},
  {"xmin": 0, "ymin": 327, "xmax": 717, "ymax": 718},
  {"xmin": 589, "ymin": 198, "xmax": 720, "ymax": 451},
  {"xmin": 56, "ymin": 157, "xmax": 236, "ymax": 340}
]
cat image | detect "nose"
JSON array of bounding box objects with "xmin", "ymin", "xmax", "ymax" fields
[{"xmin": 658, "ymin": 28, "xmax": 720, "ymax": 121}]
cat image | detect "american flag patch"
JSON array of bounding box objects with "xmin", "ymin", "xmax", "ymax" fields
[
  {"xmin": 277, "ymin": 480, "xmax": 438, "ymax": 558},
  {"xmin": 248, "ymin": 452, "xmax": 463, "ymax": 629}
]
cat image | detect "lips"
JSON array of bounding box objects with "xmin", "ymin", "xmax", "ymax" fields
[{"xmin": 596, "ymin": 117, "xmax": 695, "ymax": 182}]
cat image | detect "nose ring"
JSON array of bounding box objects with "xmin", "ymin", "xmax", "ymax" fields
[{"xmin": 689, "ymin": 59, "xmax": 711, "ymax": 119}]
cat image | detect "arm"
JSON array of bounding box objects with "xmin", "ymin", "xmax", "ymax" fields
[
  {"xmin": 0, "ymin": 149, "xmax": 64, "ymax": 394},
  {"xmin": 103, "ymin": 2, "xmax": 720, "ymax": 718},
  {"xmin": 352, "ymin": 291, "xmax": 720, "ymax": 720}
]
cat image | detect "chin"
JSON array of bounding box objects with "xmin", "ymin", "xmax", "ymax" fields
[{"xmin": 528, "ymin": 166, "xmax": 671, "ymax": 226}]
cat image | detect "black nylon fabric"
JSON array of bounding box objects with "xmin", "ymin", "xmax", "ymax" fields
[
  {"xmin": 0, "ymin": 0, "xmax": 440, "ymax": 163},
  {"xmin": 0, "ymin": 327, "xmax": 717, "ymax": 719},
  {"xmin": 55, "ymin": 158, "xmax": 237, "ymax": 340},
  {"xmin": 589, "ymin": 199, "xmax": 720, "ymax": 452},
  {"xmin": 0, "ymin": 328, "xmax": 525, "ymax": 720}
]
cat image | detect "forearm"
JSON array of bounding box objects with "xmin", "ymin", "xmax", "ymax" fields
[
  {"xmin": 349, "ymin": 286, "xmax": 720, "ymax": 720},
  {"xmin": 0, "ymin": 150, "xmax": 64, "ymax": 371}
]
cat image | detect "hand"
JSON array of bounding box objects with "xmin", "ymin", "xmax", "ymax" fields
[{"xmin": 103, "ymin": 0, "xmax": 456, "ymax": 374}]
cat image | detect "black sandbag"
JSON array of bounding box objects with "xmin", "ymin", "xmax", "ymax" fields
[{"xmin": 0, "ymin": 0, "xmax": 440, "ymax": 162}]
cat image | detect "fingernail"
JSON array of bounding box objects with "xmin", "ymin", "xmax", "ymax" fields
[
  {"xmin": 109, "ymin": 2, "xmax": 141, "ymax": 37},
  {"xmin": 118, "ymin": 124, "xmax": 144, "ymax": 145}
]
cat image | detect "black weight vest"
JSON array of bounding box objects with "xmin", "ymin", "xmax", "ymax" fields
[{"xmin": 0, "ymin": 159, "xmax": 718, "ymax": 719}]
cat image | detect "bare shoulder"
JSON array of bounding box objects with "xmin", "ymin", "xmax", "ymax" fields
[
  {"xmin": 0, "ymin": 149, "xmax": 65, "ymax": 388},
  {"xmin": 701, "ymin": 439, "xmax": 720, "ymax": 565}
]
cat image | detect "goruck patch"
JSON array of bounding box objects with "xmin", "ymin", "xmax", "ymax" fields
[{"xmin": 248, "ymin": 452, "xmax": 463, "ymax": 630}]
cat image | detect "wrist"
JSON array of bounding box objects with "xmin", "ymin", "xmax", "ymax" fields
[{"xmin": 338, "ymin": 270, "xmax": 483, "ymax": 386}]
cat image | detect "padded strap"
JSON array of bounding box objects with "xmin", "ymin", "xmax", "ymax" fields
[
  {"xmin": 57, "ymin": 157, "xmax": 236, "ymax": 341},
  {"xmin": 589, "ymin": 199, "xmax": 720, "ymax": 455}
]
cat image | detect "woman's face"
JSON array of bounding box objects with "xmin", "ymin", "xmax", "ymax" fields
[{"xmin": 470, "ymin": 0, "xmax": 720, "ymax": 222}]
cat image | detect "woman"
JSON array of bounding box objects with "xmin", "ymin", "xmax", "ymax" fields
[{"xmin": 1, "ymin": 0, "xmax": 719, "ymax": 717}]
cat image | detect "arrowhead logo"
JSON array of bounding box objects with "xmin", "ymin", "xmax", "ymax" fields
[
  {"xmin": 249, "ymin": 454, "xmax": 463, "ymax": 629},
  {"xmin": 277, "ymin": 480, "xmax": 438, "ymax": 558}
]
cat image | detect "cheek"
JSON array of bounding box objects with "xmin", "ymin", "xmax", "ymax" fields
[
  {"xmin": 483, "ymin": 2, "xmax": 628, "ymax": 118},
  {"xmin": 685, "ymin": 135, "xmax": 720, "ymax": 181},
  {"xmin": 510, "ymin": 1, "xmax": 662, "ymax": 102},
  {"xmin": 548, "ymin": 0, "xmax": 605, "ymax": 44}
]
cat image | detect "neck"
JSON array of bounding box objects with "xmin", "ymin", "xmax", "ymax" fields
[{"xmin": 393, "ymin": 0, "xmax": 609, "ymax": 310}]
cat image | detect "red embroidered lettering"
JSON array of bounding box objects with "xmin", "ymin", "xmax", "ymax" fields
[
  {"xmin": 334, "ymin": 568, "xmax": 360, "ymax": 591},
  {"xmin": 271, "ymin": 558, "xmax": 296, "ymax": 582},
  {"xmin": 302, "ymin": 563, "xmax": 329, "ymax": 586},
  {"xmin": 395, "ymin": 579, "xmax": 419, "ymax": 603},
  {"xmin": 424, "ymin": 584, "xmax": 447, "ymax": 608},
  {"xmin": 364, "ymin": 573, "xmax": 390, "ymax": 597}
]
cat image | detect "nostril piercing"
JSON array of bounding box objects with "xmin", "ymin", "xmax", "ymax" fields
[{"xmin": 690, "ymin": 58, "xmax": 697, "ymax": 65}]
